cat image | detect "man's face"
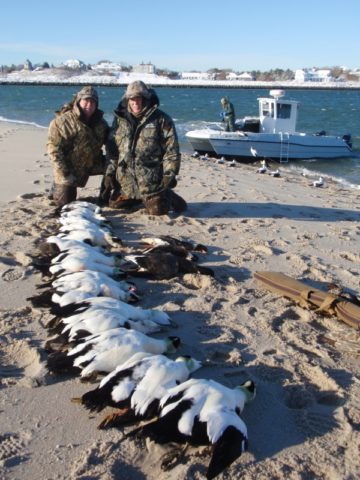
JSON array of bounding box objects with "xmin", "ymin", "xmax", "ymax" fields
[
  {"xmin": 129, "ymin": 96, "xmax": 143, "ymax": 114},
  {"xmin": 79, "ymin": 98, "xmax": 97, "ymax": 118}
]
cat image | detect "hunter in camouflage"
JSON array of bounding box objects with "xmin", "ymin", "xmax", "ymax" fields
[
  {"xmin": 103, "ymin": 81, "xmax": 186, "ymax": 215},
  {"xmin": 47, "ymin": 86, "xmax": 109, "ymax": 206}
]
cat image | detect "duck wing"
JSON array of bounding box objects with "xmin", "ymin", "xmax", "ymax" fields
[{"xmin": 206, "ymin": 424, "xmax": 247, "ymax": 480}]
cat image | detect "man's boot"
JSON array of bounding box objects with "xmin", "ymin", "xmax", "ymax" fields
[
  {"xmin": 170, "ymin": 191, "xmax": 187, "ymax": 213},
  {"xmin": 143, "ymin": 190, "xmax": 171, "ymax": 215}
]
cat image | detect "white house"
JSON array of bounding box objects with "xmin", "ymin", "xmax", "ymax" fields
[
  {"xmin": 62, "ymin": 59, "xmax": 86, "ymax": 70},
  {"xmin": 180, "ymin": 71, "xmax": 214, "ymax": 80},
  {"xmin": 132, "ymin": 62, "xmax": 156, "ymax": 74},
  {"xmin": 237, "ymin": 72, "xmax": 254, "ymax": 81},
  {"xmin": 295, "ymin": 68, "xmax": 333, "ymax": 82},
  {"xmin": 92, "ymin": 61, "xmax": 123, "ymax": 72}
]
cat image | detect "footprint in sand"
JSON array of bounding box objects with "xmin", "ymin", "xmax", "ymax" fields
[
  {"xmin": 249, "ymin": 363, "xmax": 292, "ymax": 383},
  {"xmin": 182, "ymin": 273, "xmax": 214, "ymax": 290},
  {"xmin": 293, "ymin": 409, "xmax": 339, "ymax": 436},
  {"xmin": 285, "ymin": 253, "xmax": 310, "ymax": 273},
  {"xmin": 252, "ymin": 244, "xmax": 277, "ymax": 256},
  {"xmin": 1, "ymin": 339, "xmax": 46, "ymax": 387},
  {"xmin": 339, "ymin": 251, "xmax": 360, "ymax": 263},
  {"xmin": 284, "ymin": 384, "xmax": 315, "ymax": 409},
  {"xmin": 17, "ymin": 193, "xmax": 43, "ymax": 200},
  {"xmin": 0, "ymin": 432, "xmax": 31, "ymax": 462},
  {"xmin": 271, "ymin": 307, "xmax": 304, "ymax": 332},
  {"xmin": 204, "ymin": 344, "xmax": 243, "ymax": 365},
  {"xmin": 1, "ymin": 267, "xmax": 24, "ymax": 281}
]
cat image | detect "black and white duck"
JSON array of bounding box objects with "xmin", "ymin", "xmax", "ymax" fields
[
  {"xmin": 27, "ymin": 270, "xmax": 138, "ymax": 309},
  {"xmin": 47, "ymin": 328, "xmax": 181, "ymax": 379},
  {"xmin": 58, "ymin": 306, "xmax": 162, "ymax": 342},
  {"xmin": 131, "ymin": 377, "xmax": 256, "ymax": 479},
  {"xmin": 47, "ymin": 296, "xmax": 170, "ymax": 326},
  {"xmin": 56, "ymin": 225, "xmax": 121, "ymax": 248},
  {"xmin": 73, "ymin": 352, "xmax": 202, "ymax": 428}
]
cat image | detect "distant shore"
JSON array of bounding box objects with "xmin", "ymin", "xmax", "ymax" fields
[
  {"xmin": 1, "ymin": 78, "xmax": 360, "ymax": 90},
  {"xmin": 0, "ymin": 80, "xmax": 360, "ymax": 90}
]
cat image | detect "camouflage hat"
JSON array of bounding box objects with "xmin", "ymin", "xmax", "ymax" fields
[
  {"xmin": 77, "ymin": 86, "xmax": 98, "ymax": 103},
  {"xmin": 124, "ymin": 81, "xmax": 151, "ymax": 99}
]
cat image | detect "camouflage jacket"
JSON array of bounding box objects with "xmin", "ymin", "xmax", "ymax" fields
[
  {"xmin": 107, "ymin": 91, "xmax": 181, "ymax": 198},
  {"xmin": 47, "ymin": 101, "xmax": 109, "ymax": 187}
]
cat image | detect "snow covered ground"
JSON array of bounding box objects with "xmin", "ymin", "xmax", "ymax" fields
[{"xmin": 1, "ymin": 68, "xmax": 359, "ymax": 89}]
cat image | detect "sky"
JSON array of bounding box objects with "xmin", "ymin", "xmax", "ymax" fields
[{"xmin": 1, "ymin": 0, "xmax": 360, "ymax": 72}]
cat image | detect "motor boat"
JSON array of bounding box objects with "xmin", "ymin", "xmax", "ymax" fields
[{"xmin": 185, "ymin": 90, "xmax": 352, "ymax": 162}]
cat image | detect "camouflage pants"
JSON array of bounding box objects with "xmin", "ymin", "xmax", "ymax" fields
[{"xmin": 53, "ymin": 184, "xmax": 77, "ymax": 207}]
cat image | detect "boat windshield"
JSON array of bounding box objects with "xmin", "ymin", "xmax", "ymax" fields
[{"xmin": 277, "ymin": 103, "xmax": 291, "ymax": 119}]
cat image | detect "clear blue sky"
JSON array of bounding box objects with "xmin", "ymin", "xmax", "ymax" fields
[{"xmin": 1, "ymin": 0, "xmax": 360, "ymax": 72}]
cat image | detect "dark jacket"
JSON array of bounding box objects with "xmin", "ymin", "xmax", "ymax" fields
[{"xmin": 106, "ymin": 90, "xmax": 181, "ymax": 198}]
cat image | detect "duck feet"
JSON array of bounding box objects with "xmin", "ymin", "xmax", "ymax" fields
[
  {"xmin": 160, "ymin": 444, "xmax": 189, "ymax": 471},
  {"xmin": 97, "ymin": 408, "xmax": 130, "ymax": 429}
]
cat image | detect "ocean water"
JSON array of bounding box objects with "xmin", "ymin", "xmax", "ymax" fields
[{"xmin": 1, "ymin": 84, "xmax": 360, "ymax": 187}]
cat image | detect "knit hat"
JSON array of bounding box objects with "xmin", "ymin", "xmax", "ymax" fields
[
  {"xmin": 77, "ymin": 86, "xmax": 98, "ymax": 103},
  {"xmin": 124, "ymin": 81, "xmax": 151, "ymax": 99}
]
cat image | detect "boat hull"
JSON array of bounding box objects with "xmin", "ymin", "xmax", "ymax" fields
[
  {"xmin": 185, "ymin": 129, "xmax": 217, "ymax": 154},
  {"xmin": 209, "ymin": 132, "xmax": 353, "ymax": 161}
]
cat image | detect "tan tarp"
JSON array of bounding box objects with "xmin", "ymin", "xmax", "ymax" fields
[{"xmin": 254, "ymin": 271, "xmax": 360, "ymax": 330}]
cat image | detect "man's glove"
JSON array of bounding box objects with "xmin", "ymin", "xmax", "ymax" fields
[
  {"xmin": 99, "ymin": 174, "xmax": 120, "ymax": 206},
  {"xmin": 162, "ymin": 171, "xmax": 177, "ymax": 189}
]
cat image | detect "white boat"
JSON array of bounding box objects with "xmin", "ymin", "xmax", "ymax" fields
[{"xmin": 185, "ymin": 90, "xmax": 352, "ymax": 162}]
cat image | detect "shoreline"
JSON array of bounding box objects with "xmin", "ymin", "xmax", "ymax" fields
[
  {"xmin": 1, "ymin": 120, "xmax": 359, "ymax": 196},
  {"xmin": 1, "ymin": 81, "xmax": 360, "ymax": 91},
  {"xmin": 1, "ymin": 78, "xmax": 360, "ymax": 91},
  {"xmin": 1, "ymin": 122, "xmax": 360, "ymax": 479}
]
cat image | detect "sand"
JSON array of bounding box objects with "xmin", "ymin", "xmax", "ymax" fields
[{"xmin": 0, "ymin": 121, "xmax": 360, "ymax": 480}]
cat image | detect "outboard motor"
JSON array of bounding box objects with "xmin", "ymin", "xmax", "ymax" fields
[{"xmin": 342, "ymin": 134, "xmax": 352, "ymax": 148}]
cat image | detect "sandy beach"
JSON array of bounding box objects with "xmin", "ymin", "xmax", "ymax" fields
[{"xmin": 1, "ymin": 121, "xmax": 360, "ymax": 480}]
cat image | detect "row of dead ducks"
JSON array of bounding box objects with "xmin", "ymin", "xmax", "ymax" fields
[{"xmin": 27, "ymin": 200, "xmax": 256, "ymax": 479}]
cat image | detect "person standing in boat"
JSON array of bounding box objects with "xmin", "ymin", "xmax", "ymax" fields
[
  {"xmin": 102, "ymin": 80, "xmax": 187, "ymax": 215},
  {"xmin": 220, "ymin": 96, "xmax": 236, "ymax": 132},
  {"xmin": 47, "ymin": 86, "xmax": 109, "ymax": 207}
]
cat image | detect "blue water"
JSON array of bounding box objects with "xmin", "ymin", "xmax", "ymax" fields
[{"xmin": 1, "ymin": 84, "xmax": 360, "ymax": 186}]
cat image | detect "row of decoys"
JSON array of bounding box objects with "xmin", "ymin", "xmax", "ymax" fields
[{"xmin": 27, "ymin": 200, "xmax": 256, "ymax": 479}]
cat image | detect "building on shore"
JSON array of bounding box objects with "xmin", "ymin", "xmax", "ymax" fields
[
  {"xmin": 132, "ymin": 62, "xmax": 156, "ymax": 74},
  {"xmin": 295, "ymin": 68, "xmax": 333, "ymax": 83},
  {"xmin": 180, "ymin": 71, "xmax": 216, "ymax": 80},
  {"xmin": 226, "ymin": 72, "xmax": 254, "ymax": 81}
]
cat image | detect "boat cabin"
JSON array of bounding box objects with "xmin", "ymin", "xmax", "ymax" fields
[{"xmin": 258, "ymin": 90, "xmax": 299, "ymax": 134}]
